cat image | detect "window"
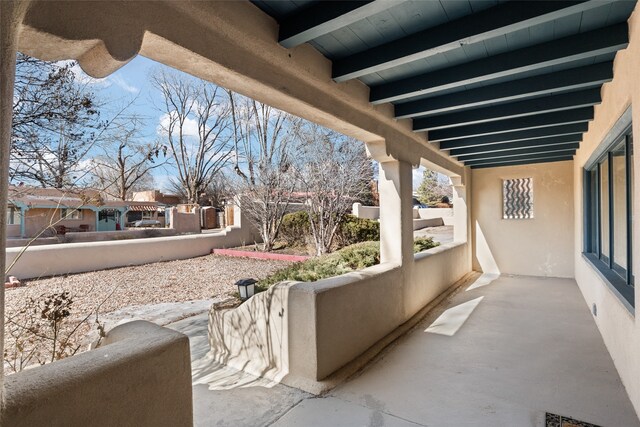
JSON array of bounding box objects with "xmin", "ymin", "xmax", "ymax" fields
[
  {"xmin": 584, "ymin": 124, "xmax": 634, "ymax": 309},
  {"xmin": 141, "ymin": 211, "xmax": 154, "ymax": 220},
  {"xmin": 7, "ymin": 207, "xmax": 21, "ymax": 225},
  {"xmin": 503, "ymin": 178, "xmax": 533, "ymax": 219},
  {"xmin": 61, "ymin": 208, "xmax": 83, "ymax": 220}
]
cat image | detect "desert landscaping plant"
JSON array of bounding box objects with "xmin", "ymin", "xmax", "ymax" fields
[
  {"xmin": 3, "ymin": 290, "xmax": 106, "ymax": 374},
  {"xmin": 258, "ymin": 237, "xmax": 439, "ymax": 289},
  {"xmin": 295, "ymin": 122, "xmax": 373, "ymax": 256}
]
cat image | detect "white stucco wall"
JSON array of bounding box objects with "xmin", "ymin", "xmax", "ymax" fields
[
  {"xmin": 471, "ymin": 160, "xmax": 575, "ymax": 278},
  {"xmin": 572, "ymin": 6, "xmax": 640, "ymax": 417}
]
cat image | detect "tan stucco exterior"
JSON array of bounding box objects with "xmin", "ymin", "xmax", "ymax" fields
[
  {"xmin": 2, "ymin": 0, "xmax": 639, "ymax": 423},
  {"xmin": 209, "ymin": 242, "xmax": 471, "ymax": 394},
  {"xmin": 5, "ymin": 206, "xmax": 260, "ymax": 279},
  {"xmin": 2, "ymin": 321, "xmax": 193, "ymax": 427},
  {"xmin": 471, "ymin": 160, "xmax": 575, "ymax": 278},
  {"xmin": 572, "ymin": 5, "xmax": 640, "ymax": 416},
  {"xmin": 24, "ymin": 207, "xmax": 97, "ymax": 236}
]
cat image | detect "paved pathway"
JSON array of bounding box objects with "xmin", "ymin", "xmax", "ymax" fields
[
  {"xmin": 166, "ymin": 274, "xmax": 640, "ymax": 426},
  {"xmin": 273, "ymin": 275, "xmax": 640, "ymax": 427},
  {"xmin": 167, "ymin": 313, "xmax": 310, "ymax": 427}
]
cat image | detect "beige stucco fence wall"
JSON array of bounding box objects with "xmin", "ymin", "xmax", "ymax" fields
[
  {"xmin": 2, "ymin": 321, "xmax": 193, "ymax": 427},
  {"xmin": 169, "ymin": 206, "xmax": 202, "ymax": 234},
  {"xmin": 351, "ymin": 203, "xmax": 454, "ymax": 230},
  {"xmin": 6, "ymin": 208, "xmax": 260, "ymax": 279},
  {"xmin": 209, "ymin": 242, "xmax": 469, "ymax": 393},
  {"xmin": 352, "ymin": 203, "xmax": 454, "ymax": 228}
]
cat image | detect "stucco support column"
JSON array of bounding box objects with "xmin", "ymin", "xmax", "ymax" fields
[
  {"xmin": 1, "ymin": 0, "xmax": 30, "ymax": 408},
  {"xmin": 378, "ymin": 159, "xmax": 414, "ymax": 266},
  {"xmin": 19, "ymin": 207, "xmax": 26, "ymax": 238},
  {"xmin": 451, "ymin": 174, "xmax": 469, "ymax": 244}
]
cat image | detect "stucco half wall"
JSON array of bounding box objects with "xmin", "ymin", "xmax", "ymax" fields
[
  {"xmin": 5, "ymin": 207, "xmax": 260, "ymax": 279},
  {"xmin": 471, "ymin": 160, "xmax": 575, "ymax": 278},
  {"xmin": 208, "ymin": 242, "xmax": 471, "ymax": 394},
  {"xmin": 1, "ymin": 321, "xmax": 193, "ymax": 427},
  {"xmin": 573, "ymin": 5, "xmax": 640, "ymax": 417}
]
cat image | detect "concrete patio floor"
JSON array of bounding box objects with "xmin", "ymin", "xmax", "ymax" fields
[{"xmin": 170, "ymin": 275, "xmax": 640, "ymax": 426}]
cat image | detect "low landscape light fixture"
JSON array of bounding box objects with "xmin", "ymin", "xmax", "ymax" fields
[{"xmin": 236, "ymin": 278, "xmax": 257, "ymax": 301}]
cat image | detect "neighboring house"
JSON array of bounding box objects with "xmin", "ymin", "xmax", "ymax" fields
[
  {"xmin": 127, "ymin": 190, "xmax": 180, "ymax": 227},
  {"xmin": 6, "ymin": 186, "xmax": 128, "ymax": 238},
  {"xmin": 124, "ymin": 201, "xmax": 167, "ymax": 227},
  {"xmin": 131, "ymin": 189, "xmax": 181, "ymax": 205}
]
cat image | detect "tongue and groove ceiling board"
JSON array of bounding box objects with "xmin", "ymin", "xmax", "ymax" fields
[{"xmin": 252, "ymin": 0, "xmax": 637, "ymax": 169}]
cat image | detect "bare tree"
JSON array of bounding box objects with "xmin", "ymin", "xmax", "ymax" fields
[
  {"xmin": 228, "ymin": 91, "xmax": 299, "ymax": 251},
  {"xmin": 152, "ymin": 70, "xmax": 234, "ymax": 204},
  {"xmin": 91, "ymin": 116, "xmax": 167, "ymax": 200},
  {"xmin": 295, "ymin": 123, "xmax": 372, "ymax": 255},
  {"xmin": 11, "ymin": 54, "xmax": 104, "ymax": 188}
]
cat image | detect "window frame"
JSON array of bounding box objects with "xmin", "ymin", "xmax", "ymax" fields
[
  {"xmin": 7, "ymin": 207, "xmax": 21, "ymax": 225},
  {"xmin": 61, "ymin": 208, "xmax": 83, "ymax": 220},
  {"xmin": 583, "ymin": 112, "xmax": 634, "ymax": 311}
]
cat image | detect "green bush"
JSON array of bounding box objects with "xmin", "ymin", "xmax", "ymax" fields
[
  {"xmin": 336, "ymin": 215, "xmax": 380, "ymax": 247},
  {"xmin": 413, "ymin": 236, "xmax": 438, "ymax": 253},
  {"xmin": 335, "ymin": 241, "xmax": 380, "ymax": 270},
  {"xmin": 258, "ymin": 241, "xmax": 379, "ymax": 288},
  {"xmin": 258, "ymin": 238, "xmax": 441, "ymax": 290},
  {"xmin": 279, "ymin": 210, "xmax": 310, "ymax": 246}
]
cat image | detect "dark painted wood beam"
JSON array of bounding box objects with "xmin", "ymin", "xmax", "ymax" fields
[
  {"xmin": 370, "ymin": 23, "xmax": 628, "ymax": 104},
  {"xmin": 413, "ymin": 88, "xmax": 601, "ymax": 131},
  {"xmin": 469, "ymin": 156, "xmax": 574, "ymax": 169},
  {"xmin": 449, "ymin": 134, "xmax": 583, "ymax": 156},
  {"xmin": 429, "ymin": 108, "xmax": 594, "ymax": 141},
  {"xmin": 395, "ymin": 62, "xmax": 613, "ymax": 119},
  {"xmin": 278, "ymin": 1, "xmax": 393, "ymax": 48},
  {"xmin": 440, "ymin": 124, "xmax": 587, "ymax": 149},
  {"xmin": 465, "ymin": 152, "xmax": 574, "ymax": 167},
  {"xmin": 458, "ymin": 144, "xmax": 579, "ymax": 162},
  {"xmin": 334, "ymin": 1, "xmax": 604, "ymax": 82}
]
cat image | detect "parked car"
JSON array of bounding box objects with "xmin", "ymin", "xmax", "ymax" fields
[
  {"xmin": 132, "ymin": 219, "xmax": 162, "ymax": 228},
  {"xmin": 412, "ymin": 198, "xmax": 427, "ymax": 209}
]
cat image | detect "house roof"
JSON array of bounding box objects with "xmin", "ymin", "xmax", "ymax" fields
[
  {"xmin": 8, "ymin": 186, "xmax": 127, "ymax": 209},
  {"xmin": 127, "ymin": 202, "xmax": 165, "ymax": 212},
  {"xmin": 252, "ymin": 0, "xmax": 636, "ymax": 168}
]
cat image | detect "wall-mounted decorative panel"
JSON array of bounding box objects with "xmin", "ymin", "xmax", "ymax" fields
[{"xmin": 503, "ymin": 178, "xmax": 533, "ymax": 219}]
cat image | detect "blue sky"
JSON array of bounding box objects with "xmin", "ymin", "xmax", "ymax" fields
[{"xmin": 71, "ymin": 55, "xmax": 427, "ymax": 192}]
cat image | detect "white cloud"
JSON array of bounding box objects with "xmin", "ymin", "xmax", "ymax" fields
[
  {"xmin": 55, "ymin": 60, "xmax": 139, "ymax": 94},
  {"xmin": 157, "ymin": 111, "xmax": 200, "ymax": 138},
  {"xmin": 109, "ymin": 74, "xmax": 139, "ymax": 94}
]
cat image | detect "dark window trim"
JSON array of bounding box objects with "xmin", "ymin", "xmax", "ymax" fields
[
  {"xmin": 583, "ymin": 253, "xmax": 635, "ymax": 314},
  {"xmin": 583, "ymin": 108, "xmax": 634, "ymax": 311}
]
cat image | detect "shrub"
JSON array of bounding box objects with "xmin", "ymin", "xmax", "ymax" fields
[
  {"xmin": 278, "ymin": 210, "xmax": 310, "ymax": 246},
  {"xmin": 414, "ymin": 236, "xmax": 439, "ymax": 253},
  {"xmin": 336, "ymin": 215, "xmax": 380, "ymax": 247},
  {"xmin": 258, "ymin": 241, "xmax": 379, "ymax": 288},
  {"xmin": 337, "ymin": 241, "xmax": 380, "ymax": 269}
]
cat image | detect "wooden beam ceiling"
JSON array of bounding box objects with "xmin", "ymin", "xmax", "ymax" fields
[{"xmin": 369, "ymin": 23, "xmax": 628, "ymax": 104}]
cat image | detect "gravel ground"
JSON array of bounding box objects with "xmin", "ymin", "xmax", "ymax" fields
[
  {"xmin": 6, "ymin": 255, "xmax": 291, "ymax": 317},
  {"xmin": 4, "ymin": 255, "xmax": 291, "ymax": 374}
]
